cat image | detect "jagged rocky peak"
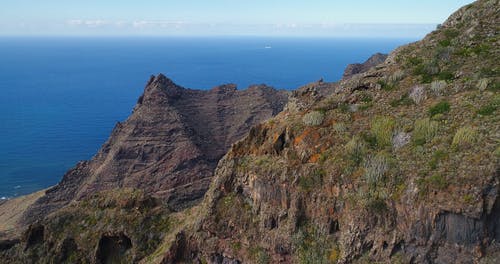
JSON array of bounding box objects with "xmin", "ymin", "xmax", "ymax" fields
[
  {"xmin": 342, "ymin": 52, "xmax": 388, "ymax": 79},
  {"xmin": 138, "ymin": 73, "xmax": 183, "ymax": 105},
  {"xmin": 15, "ymin": 74, "xmax": 289, "ymax": 226}
]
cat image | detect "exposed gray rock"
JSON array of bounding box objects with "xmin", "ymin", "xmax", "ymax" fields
[{"xmin": 342, "ymin": 53, "xmax": 388, "ymax": 79}]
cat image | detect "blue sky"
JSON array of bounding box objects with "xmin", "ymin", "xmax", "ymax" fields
[{"xmin": 0, "ymin": 0, "xmax": 474, "ymax": 37}]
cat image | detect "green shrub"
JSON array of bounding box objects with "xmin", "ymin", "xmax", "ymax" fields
[
  {"xmin": 428, "ymin": 174, "xmax": 448, "ymax": 189},
  {"xmin": 366, "ymin": 197, "xmax": 387, "ymax": 214},
  {"xmin": 413, "ymin": 118, "xmax": 439, "ymax": 145},
  {"xmin": 477, "ymin": 104, "xmax": 497, "ymax": 116},
  {"xmin": 471, "ymin": 43, "xmax": 491, "ymax": 55},
  {"xmin": 377, "ymin": 79, "xmax": 395, "ymax": 91},
  {"xmin": 443, "ymin": 29, "xmax": 459, "ymax": 38},
  {"xmin": 360, "ymin": 92, "xmax": 373, "ymax": 103},
  {"xmin": 451, "ymin": 126, "xmax": 477, "ymax": 149},
  {"xmin": 249, "ymin": 247, "xmax": 270, "ymax": 264},
  {"xmin": 407, "ymin": 57, "xmax": 423, "ymax": 66},
  {"xmin": 480, "ymin": 67, "xmax": 497, "ymax": 78},
  {"xmin": 298, "ymin": 169, "xmax": 325, "ymax": 192},
  {"xmin": 428, "ymin": 101, "xmax": 450, "ymax": 117},
  {"xmin": 371, "ymin": 116, "xmax": 395, "ymax": 148},
  {"xmin": 477, "ymin": 78, "xmax": 490, "ymax": 91},
  {"xmin": 388, "ymin": 70, "xmax": 405, "ymax": 83},
  {"xmin": 489, "ymin": 81, "xmax": 500, "ymax": 92},
  {"xmin": 436, "ymin": 46, "xmax": 452, "ymax": 62},
  {"xmin": 359, "ymin": 103, "xmax": 373, "ymax": 111},
  {"xmin": 430, "ymin": 80, "xmax": 447, "ymax": 95},
  {"xmin": 463, "ymin": 194, "xmax": 474, "ymax": 204},
  {"xmin": 439, "ymin": 39, "xmax": 451, "ymax": 47},
  {"xmin": 293, "ymin": 225, "xmax": 332, "ymax": 264},
  {"xmin": 390, "ymin": 94, "xmax": 414, "ymax": 107},
  {"xmin": 338, "ymin": 103, "xmax": 350, "ymax": 113},
  {"xmin": 361, "ymin": 132, "xmax": 378, "ymax": 149},
  {"xmin": 437, "ymin": 71, "xmax": 454, "ymax": 81},
  {"xmin": 345, "ymin": 136, "xmax": 366, "ymax": 165},
  {"xmin": 494, "ymin": 146, "xmax": 500, "ymax": 158},
  {"xmin": 429, "ymin": 150, "xmax": 447, "ymax": 170},
  {"xmin": 417, "ymin": 174, "xmax": 448, "ymax": 196},
  {"xmin": 332, "ymin": 122, "xmax": 347, "ymax": 133},
  {"xmin": 363, "ymin": 154, "xmax": 390, "ymax": 187},
  {"xmin": 303, "ymin": 111, "xmax": 325, "ymax": 126},
  {"xmin": 413, "ymin": 60, "xmax": 440, "ymax": 83}
]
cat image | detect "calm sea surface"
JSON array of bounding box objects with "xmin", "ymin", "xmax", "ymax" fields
[{"xmin": 0, "ymin": 37, "xmax": 414, "ymax": 198}]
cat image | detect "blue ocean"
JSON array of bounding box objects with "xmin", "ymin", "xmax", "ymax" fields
[{"xmin": 0, "ymin": 37, "xmax": 414, "ymax": 199}]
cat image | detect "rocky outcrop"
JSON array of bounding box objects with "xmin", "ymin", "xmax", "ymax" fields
[
  {"xmin": 342, "ymin": 53, "xmax": 388, "ymax": 79},
  {"xmin": 21, "ymin": 75, "xmax": 288, "ymax": 224},
  {"xmin": 162, "ymin": 0, "xmax": 500, "ymax": 263}
]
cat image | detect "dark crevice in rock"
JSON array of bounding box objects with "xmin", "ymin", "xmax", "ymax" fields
[
  {"xmin": 95, "ymin": 233, "xmax": 132, "ymax": 264},
  {"xmin": 486, "ymin": 195, "xmax": 500, "ymax": 241},
  {"xmin": 264, "ymin": 216, "xmax": 278, "ymax": 230},
  {"xmin": 209, "ymin": 253, "xmax": 241, "ymax": 264},
  {"xmin": 56, "ymin": 237, "xmax": 78, "ymax": 263},
  {"xmin": 161, "ymin": 232, "xmax": 186, "ymax": 264},
  {"xmin": 390, "ymin": 240, "xmax": 403, "ymax": 256},
  {"xmin": 382, "ymin": 241, "xmax": 388, "ymax": 250},
  {"xmin": 0, "ymin": 239, "xmax": 20, "ymax": 251},
  {"xmin": 273, "ymin": 130, "xmax": 286, "ymax": 154},
  {"xmin": 328, "ymin": 218, "xmax": 339, "ymax": 234},
  {"xmin": 24, "ymin": 224, "xmax": 44, "ymax": 251},
  {"xmin": 275, "ymin": 243, "xmax": 290, "ymax": 255}
]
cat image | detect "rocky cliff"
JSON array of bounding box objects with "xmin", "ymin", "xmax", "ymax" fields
[
  {"xmin": 164, "ymin": 0, "xmax": 500, "ymax": 263},
  {"xmin": 0, "ymin": 0, "xmax": 499, "ymax": 263},
  {"xmin": 20, "ymin": 75, "xmax": 288, "ymax": 224},
  {"xmin": 342, "ymin": 53, "xmax": 388, "ymax": 79}
]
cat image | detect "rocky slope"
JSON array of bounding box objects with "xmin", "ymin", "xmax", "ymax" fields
[
  {"xmin": 0, "ymin": 0, "xmax": 499, "ymax": 263},
  {"xmin": 20, "ymin": 75, "xmax": 288, "ymax": 225},
  {"xmin": 342, "ymin": 53, "xmax": 388, "ymax": 79},
  {"xmin": 164, "ymin": 0, "xmax": 499, "ymax": 263}
]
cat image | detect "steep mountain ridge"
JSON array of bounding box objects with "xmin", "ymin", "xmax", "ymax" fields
[{"xmin": 20, "ymin": 74, "xmax": 288, "ymax": 225}]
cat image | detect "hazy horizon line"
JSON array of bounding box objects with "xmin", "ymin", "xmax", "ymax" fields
[{"xmin": 0, "ymin": 22, "xmax": 437, "ymax": 38}]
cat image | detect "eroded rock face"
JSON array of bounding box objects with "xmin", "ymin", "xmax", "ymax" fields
[
  {"xmin": 342, "ymin": 53, "xmax": 388, "ymax": 79},
  {"xmin": 22, "ymin": 75, "xmax": 288, "ymax": 224}
]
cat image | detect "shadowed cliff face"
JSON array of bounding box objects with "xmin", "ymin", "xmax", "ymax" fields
[{"xmin": 21, "ymin": 74, "xmax": 288, "ymax": 224}]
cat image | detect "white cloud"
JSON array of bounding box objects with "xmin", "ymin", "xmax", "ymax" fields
[
  {"xmin": 132, "ymin": 20, "xmax": 185, "ymax": 29},
  {"xmin": 67, "ymin": 19, "xmax": 107, "ymax": 27},
  {"xmin": 84, "ymin": 20, "xmax": 107, "ymax": 27},
  {"xmin": 66, "ymin": 19, "xmax": 187, "ymax": 30},
  {"xmin": 67, "ymin": 19, "xmax": 84, "ymax": 26}
]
